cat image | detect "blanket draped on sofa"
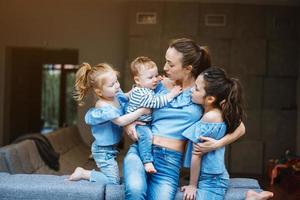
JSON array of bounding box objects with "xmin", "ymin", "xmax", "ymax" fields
[{"xmin": 13, "ymin": 133, "xmax": 60, "ymax": 171}]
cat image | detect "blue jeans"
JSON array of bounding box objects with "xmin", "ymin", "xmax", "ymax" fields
[
  {"xmin": 90, "ymin": 141, "xmax": 120, "ymax": 184},
  {"xmin": 197, "ymin": 171, "xmax": 229, "ymax": 200},
  {"xmin": 123, "ymin": 144, "xmax": 183, "ymax": 200},
  {"xmin": 136, "ymin": 125, "xmax": 153, "ymax": 164}
]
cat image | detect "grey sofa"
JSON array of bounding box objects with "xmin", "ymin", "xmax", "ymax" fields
[{"xmin": 0, "ymin": 126, "xmax": 262, "ymax": 200}]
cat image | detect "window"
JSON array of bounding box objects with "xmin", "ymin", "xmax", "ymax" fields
[{"xmin": 41, "ymin": 64, "xmax": 78, "ymax": 133}]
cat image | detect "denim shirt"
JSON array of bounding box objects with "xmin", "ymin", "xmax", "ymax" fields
[
  {"xmin": 151, "ymin": 83, "xmax": 203, "ymax": 140},
  {"xmin": 85, "ymin": 92, "xmax": 128, "ymax": 146},
  {"xmin": 183, "ymin": 121, "xmax": 227, "ymax": 174}
]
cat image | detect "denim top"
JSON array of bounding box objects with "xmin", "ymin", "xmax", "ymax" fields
[
  {"xmin": 183, "ymin": 121, "xmax": 227, "ymax": 174},
  {"xmin": 151, "ymin": 83, "xmax": 203, "ymax": 140},
  {"xmin": 85, "ymin": 92, "xmax": 128, "ymax": 146}
]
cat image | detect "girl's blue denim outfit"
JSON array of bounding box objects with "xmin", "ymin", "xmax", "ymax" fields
[
  {"xmin": 183, "ymin": 121, "xmax": 229, "ymax": 200},
  {"xmin": 85, "ymin": 92, "xmax": 127, "ymax": 184},
  {"xmin": 123, "ymin": 83, "xmax": 202, "ymax": 200}
]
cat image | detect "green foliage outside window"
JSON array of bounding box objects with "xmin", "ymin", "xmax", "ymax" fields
[{"xmin": 41, "ymin": 64, "xmax": 77, "ymax": 133}]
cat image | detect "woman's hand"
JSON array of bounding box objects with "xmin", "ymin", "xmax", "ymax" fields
[
  {"xmin": 181, "ymin": 185, "xmax": 197, "ymax": 200},
  {"xmin": 124, "ymin": 121, "xmax": 145, "ymax": 142},
  {"xmin": 193, "ymin": 136, "xmax": 219, "ymax": 155},
  {"xmin": 140, "ymin": 108, "xmax": 151, "ymax": 115}
]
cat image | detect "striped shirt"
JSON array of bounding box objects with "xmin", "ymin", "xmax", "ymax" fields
[{"xmin": 126, "ymin": 87, "xmax": 170, "ymax": 122}]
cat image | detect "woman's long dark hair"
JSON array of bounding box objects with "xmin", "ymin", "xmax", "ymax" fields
[
  {"xmin": 169, "ymin": 38, "xmax": 211, "ymax": 78},
  {"xmin": 201, "ymin": 67, "xmax": 246, "ymax": 133}
]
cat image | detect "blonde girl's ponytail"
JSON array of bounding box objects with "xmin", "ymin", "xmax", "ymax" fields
[{"xmin": 74, "ymin": 63, "xmax": 92, "ymax": 106}]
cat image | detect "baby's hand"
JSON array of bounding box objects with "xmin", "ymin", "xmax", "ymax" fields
[
  {"xmin": 157, "ymin": 75, "xmax": 164, "ymax": 81},
  {"xmin": 169, "ymin": 85, "xmax": 182, "ymax": 97},
  {"xmin": 181, "ymin": 185, "xmax": 197, "ymax": 200}
]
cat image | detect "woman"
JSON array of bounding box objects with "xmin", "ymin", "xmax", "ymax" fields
[{"xmin": 123, "ymin": 38, "xmax": 245, "ymax": 200}]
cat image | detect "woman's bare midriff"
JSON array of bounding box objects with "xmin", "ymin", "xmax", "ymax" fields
[{"xmin": 152, "ymin": 135, "xmax": 186, "ymax": 152}]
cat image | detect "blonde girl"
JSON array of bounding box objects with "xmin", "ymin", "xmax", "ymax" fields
[{"xmin": 69, "ymin": 63, "xmax": 149, "ymax": 184}]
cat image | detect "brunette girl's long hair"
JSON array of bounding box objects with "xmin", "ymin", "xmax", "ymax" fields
[{"xmin": 201, "ymin": 67, "xmax": 246, "ymax": 133}]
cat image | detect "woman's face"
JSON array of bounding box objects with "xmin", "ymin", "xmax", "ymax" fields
[{"xmin": 164, "ymin": 47, "xmax": 185, "ymax": 81}]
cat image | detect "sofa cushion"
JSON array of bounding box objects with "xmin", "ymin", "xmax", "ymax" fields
[
  {"xmin": 229, "ymin": 178, "xmax": 261, "ymax": 189},
  {"xmin": 47, "ymin": 126, "xmax": 96, "ymax": 174},
  {"xmin": 105, "ymin": 184, "xmax": 124, "ymax": 200},
  {"xmin": 0, "ymin": 153, "xmax": 9, "ymax": 172},
  {"xmin": 47, "ymin": 126, "xmax": 82, "ymax": 155},
  {"xmin": 47, "ymin": 128, "xmax": 71, "ymax": 154},
  {"xmin": 0, "ymin": 172, "xmax": 10, "ymax": 179},
  {"xmin": 0, "ymin": 172, "xmax": 105, "ymax": 200},
  {"xmin": 1, "ymin": 143, "xmax": 23, "ymax": 173},
  {"xmin": 15, "ymin": 140, "xmax": 47, "ymax": 173},
  {"xmin": 3, "ymin": 140, "xmax": 57, "ymax": 174},
  {"xmin": 0, "ymin": 126, "xmax": 96, "ymax": 175},
  {"xmin": 224, "ymin": 188, "xmax": 263, "ymax": 200},
  {"xmin": 0, "ymin": 172, "xmax": 261, "ymax": 200},
  {"xmin": 105, "ymin": 184, "xmax": 184, "ymax": 200},
  {"xmin": 58, "ymin": 143, "xmax": 93, "ymax": 174},
  {"xmin": 82, "ymin": 157, "xmax": 98, "ymax": 171},
  {"xmin": 105, "ymin": 178, "xmax": 262, "ymax": 200}
]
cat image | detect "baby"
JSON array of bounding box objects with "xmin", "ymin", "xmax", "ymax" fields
[{"xmin": 126, "ymin": 56, "xmax": 181, "ymax": 173}]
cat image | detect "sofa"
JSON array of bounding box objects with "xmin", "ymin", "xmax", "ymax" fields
[
  {"xmin": 0, "ymin": 126, "xmax": 96, "ymax": 175},
  {"xmin": 0, "ymin": 126, "xmax": 262, "ymax": 200}
]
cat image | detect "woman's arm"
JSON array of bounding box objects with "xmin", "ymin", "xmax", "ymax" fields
[
  {"xmin": 112, "ymin": 108, "xmax": 150, "ymax": 126},
  {"xmin": 193, "ymin": 122, "xmax": 245, "ymax": 155}
]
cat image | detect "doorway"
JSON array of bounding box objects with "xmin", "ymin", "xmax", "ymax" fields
[
  {"xmin": 4, "ymin": 47, "xmax": 78, "ymax": 144},
  {"xmin": 41, "ymin": 63, "xmax": 78, "ymax": 133}
]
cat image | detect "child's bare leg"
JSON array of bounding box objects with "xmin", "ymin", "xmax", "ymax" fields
[
  {"xmin": 144, "ymin": 162, "xmax": 157, "ymax": 174},
  {"xmin": 68, "ymin": 167, "xmax": 92, "ymax": 181},
  {"xmin": 246, "ymin": 190, "xmax": 274, "ymax": 200}
]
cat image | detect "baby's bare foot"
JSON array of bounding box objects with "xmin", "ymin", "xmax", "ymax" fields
[
  {"xmin": 246, "ymin": 190, "xmax": 274, "ymax": 200},
  {"xmin": 144, "ymin": 163, "xmax": 157, "ymax": 174}
]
